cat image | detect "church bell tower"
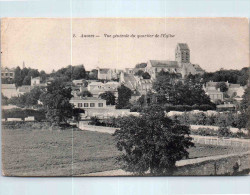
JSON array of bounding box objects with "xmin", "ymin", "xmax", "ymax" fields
[{"xmin": 175, "ymin": 43, "xmax": 190, "ymax": 63}]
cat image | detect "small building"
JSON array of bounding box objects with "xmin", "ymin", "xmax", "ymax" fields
[
  {"xmin": 97, "ymin": 67, "xmax": 122, "ymax": 80},
  {"xmin": 72, "ymin": 79, "xmax": 87, "ymax": 86},
  {"xmin": 17, "ymin": 85, "xmax": 32, "ymax": 96},
  {"xmin": 227, "ymin": 83, "xmax": 245, "ymax": 98},
  {"xmin": 205, "ymin": 89, "xmax": 224, "ymax": 103},
  {"xmin": 70, "ymin": 97, "xmax": 107, "ymax": 109},
  {"xmin": 31, "ymin": 77, "xmax": 41, "ymax": 86},
  {"xmin": 1, "ymin": 84, "xmax": 18, "ymax": 98},
  {"xmin": 1, "ymin": 67, "xmax": 15, "ymax": 81},
  {"xmin": 87, "ymin": 81, "xmax": 119, "ymax": 98}
]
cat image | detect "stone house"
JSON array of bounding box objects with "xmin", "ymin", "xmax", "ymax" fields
[{"xmin": 70, "ymin": 97, "xmax": 107, "ymax": 109}]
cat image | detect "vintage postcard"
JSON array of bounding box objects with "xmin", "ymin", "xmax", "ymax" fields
[{"xmin": 1, "ymin": 18, "xmax": 249, "ymax": 176}]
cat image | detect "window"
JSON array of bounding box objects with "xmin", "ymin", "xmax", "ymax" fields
[
  {"xmin": 84, "ymin": 103, "xmax": 89, "ymax": 107},
  {"xmin": 9, "ymin": 73, "xmax": 13, "ymax": 76},
  {"xmin": 5, "ymin": 73, "xmax": 8, "ymax": 76},
  {"xmin": 90, "ymin": 103, "xmax": 95, "ymax": 107},
  {"xmin": 78, "ymin": 103, "xmax": 82, "ymax": 108},
  {"xmin": 98, "ymin": 103, "xmax": 103, "ymax": 107},
  {"xmin": 1, "ymin": 73, "xmax": 4, "ymax": 76}
]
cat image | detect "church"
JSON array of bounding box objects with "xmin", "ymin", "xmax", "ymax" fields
[{"xmin": 145, "ymin": 43, "xmax": 204, "ymax": 79}]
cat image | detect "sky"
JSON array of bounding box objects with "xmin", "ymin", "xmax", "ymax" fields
[{"xmin": 1, "ymin": 18, "xmax": 249, "ymax": 73}]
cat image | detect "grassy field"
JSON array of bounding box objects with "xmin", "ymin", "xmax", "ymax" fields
[{"xmin": 2, "ymin": 128, "xmax": 248, "ymax": 176}]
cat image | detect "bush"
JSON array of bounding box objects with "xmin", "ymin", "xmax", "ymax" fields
[
  {"xmin": 192, "ymin": 128, "xmax": 218, "ymax": 136},
  {"xmin": 130, "ymin": 105, "xmax": 142, "ymax": 112},
  {"xmin": 218, "ymin": 127, "xmax": 232, "ymax": 137}
]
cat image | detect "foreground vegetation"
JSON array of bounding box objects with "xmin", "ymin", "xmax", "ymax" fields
[{"xmin": 2, "ymin": 128, "xmax": 248, "ymax": 176}]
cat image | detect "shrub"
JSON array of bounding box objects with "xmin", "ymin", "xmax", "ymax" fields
[
  {"xmin": 218, "ymin": 127, "xmax": 231, "ymax": 137},
  {"xmin": 192, "ymin": 128, "xmax": 218, "ymax": 136}
]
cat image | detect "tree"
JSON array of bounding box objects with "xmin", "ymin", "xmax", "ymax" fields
[
  {"xmin": 14, "ymin": 66, "xmax": 22, "ymax": 87},
  {"xmin": 99, "ymin": 91, "xmax": 116, "ymax": 105},
  {"xmin": 22, "ymin": 75, "xmax": 31, "ymax": 85},
  {"xmin": 142, "ymin": 72, "xmax": 151, "ymax": 79},
  {"xmin": 79, "ymin": 90, "xmax": 93, "ymax": 97},
  {"xmin": 135, "ymin": 63, "xmax": 147, "ymax": 69},
  {"xmin": 88, "ymin": 69, "xmax": 98, "ymax": 80},
  {"xmin": 113, "ymin": 105, "xmax": 194, "ymax": 175},
  {"xmin": 116, "ymin": 84, "xmax": 132, "ymax": 109},
  {"xmin": 152, "ymin": 72, "xmax": 213, "ymax": 106},
  {"xmin": 239, "ymin": 85, "xmax": 250, "ymax": 131},
  {"xmin": 1, "ymin": 93, "xmax": 8, "ymax": 105},
  {"xmin": 134, "ymin": 70, "xmax": 144, "ymax": 77},
  {"xmin": 216, "ymin": 82, "xmax": 228, "ymax": 92},
  {"xmin": 26, "ymin": 86, "xmax": 45, "ymax": 106},
  {"xmin": 39, "ymin": 79, "xmax": 73, "ymax": 125},
  {"xmin": 72, "ymin": 65, "xmax": 86, "ymax": 80}
]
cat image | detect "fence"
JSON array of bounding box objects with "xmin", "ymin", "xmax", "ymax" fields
[{"xmin": 191, "ymin": 135, "xmax": 250, "ymax": 148}]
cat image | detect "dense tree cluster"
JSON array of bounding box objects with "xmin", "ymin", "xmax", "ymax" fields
[
  {"xmin": 151, "ymin": 71, "xmax": 212, "ymax": 106},
  {"xmin": 202, "ymin": 67, "xmax": 249, "ymax": 86},
  {"xmin": 13, "ymin": 66, "xmax": 47, "ymax": 87},
  {"xmin": 50, "ymin": 64, "xmax": 87, "ymax": 82}
]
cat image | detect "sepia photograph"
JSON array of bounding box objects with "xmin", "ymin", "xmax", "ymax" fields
[{"xmin": 1, "ymin": 18, "xmax": 249, "ymax": 177}]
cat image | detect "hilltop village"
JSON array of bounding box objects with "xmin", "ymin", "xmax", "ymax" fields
[{"xmin": 1, "ymin": 43, "xmax": 249, "ymax": 121}]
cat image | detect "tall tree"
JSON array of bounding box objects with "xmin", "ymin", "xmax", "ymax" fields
[
  {"xmin": 14, "ymin": 66, "xmax": 22, "ymax": 87},
  {"xmin": 239, "ymin": 85, "xmax": 250, "ymax": 131},
  {"xmin": 116, "ymin": 84, "xmax": 132, "ymax": 109},
  {"xmin": 113, "ymin": 105, "xmax": 194, "ymax": 175},
  {"xmin": 40, "ymin": 79, "xmax": 73, "ymax": 125}
]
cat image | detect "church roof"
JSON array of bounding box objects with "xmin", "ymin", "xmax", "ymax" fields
[
  {"xmin": 177, "ymin": 43, "xmax": 189, "ymax": 50},
  {"xmin": 149, "ymin": 60, "xmax": 178, "ymax": 68}
]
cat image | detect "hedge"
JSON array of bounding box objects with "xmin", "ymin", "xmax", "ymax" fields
[{"xmin": 2, "ymin": 108, "xmax": 46, "ymax": 121}]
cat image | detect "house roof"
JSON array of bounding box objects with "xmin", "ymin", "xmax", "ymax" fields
[
  {"xmin": 88, "ymin": 82, "xmax": 104, "ymax": 86},
  {"xmin": 206, "ymin": 81, "xmax": 218, "ymax": 87},
  {"xmin": 192, "ymin": 64, "xmax": 204, "ymax": 71},
  {"xmin": 177, "ymin": 43, "xmax": 189, "ymax": 50},
  {"xmin": 123, "ymin": 73, "xmax": 137, "ymax": 89},
  {"xmin": 1, "ymin": 84, "xmax": 16, "ymax": 89},
  {"xmin": 229, "ymin": 84, "xmax": 241, "ymax": 88},
  {"xmin": 71, "ymin": 97, "xmax": 105, "ymax": 101},
  {"xmin": 206, "ymin": 90, "xmax": 223, "ymax": 94},
  {"xmin": 149, "ymin": 60, "xmax": 178, "ymax": 68},
  {"xmin": 99, "ymin": 69, "xmax": 110, "ymax": 74},
  {"xmin": 18, "ymin": 85, "xmax": 31, "ymax": 93},
  {"xmin": 32, "ymin": 77, "xmax": 40, "ymax": 80},
  {"xmin": 1, "ymin": 67, "xmax": 15, "ymax": 72}
]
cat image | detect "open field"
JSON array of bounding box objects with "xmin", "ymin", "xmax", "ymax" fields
[{"xmin": 2, "ymin": 128, "xmax": 249, "ymax": 176}]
